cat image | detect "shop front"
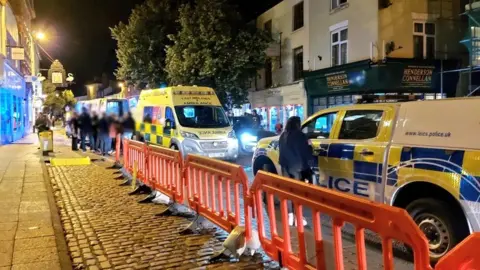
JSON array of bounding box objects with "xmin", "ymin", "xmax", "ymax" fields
[
  {"xmin": 249, "ymin": 82, "xmax": 307, "ymax": 132},
  {"xmin": 304, "ymin": 58, "xmax": 459, "ymax": 115},
  {"xmin": 0, "ymin": 62, "xmax": 27, "ymax": 145}
]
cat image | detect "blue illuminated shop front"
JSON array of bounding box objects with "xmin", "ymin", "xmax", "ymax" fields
[{"xmin": 0, "ymin": 62, "xmax": 27, "ymax": 144}]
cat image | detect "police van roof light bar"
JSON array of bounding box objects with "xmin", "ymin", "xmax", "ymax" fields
[{"xmin": 356, "ymin": 94, "xmax": 423, "ymax": 104}]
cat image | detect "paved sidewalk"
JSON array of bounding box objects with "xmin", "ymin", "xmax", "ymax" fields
[{"xmin": 0, "ymin": 134, "xmax": 70, "ymax": 270}]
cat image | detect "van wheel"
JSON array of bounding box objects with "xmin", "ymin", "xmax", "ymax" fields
[
  {"xmin": 170, "ymin": 144, "xmax": 178, "ymax": 150},
  {"xmin": 406, "ymin": 198, "xmax": 468, "ymax": 263}
]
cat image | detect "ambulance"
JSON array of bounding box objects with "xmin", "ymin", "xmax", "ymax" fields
[
  {"xmin": 252, "ymin": 95, "xmax": 480, "ymax": 262},
  {"xmin": 133, "ymin": 86, "xmax": 239, "ymax": 160}
]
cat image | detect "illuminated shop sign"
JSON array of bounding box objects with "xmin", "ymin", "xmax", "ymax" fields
[{"xmin": 4, "ymin": 63, "xmax": 24, "ymax": 91}]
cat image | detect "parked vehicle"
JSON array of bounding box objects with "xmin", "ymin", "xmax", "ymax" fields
[
  {"xmin": 252, "ymin": 95, "xmax": 479, "ymax": 262},
  {"xmin": 133, "ymin": 86, "xmax": 239, "ymax": 161}
]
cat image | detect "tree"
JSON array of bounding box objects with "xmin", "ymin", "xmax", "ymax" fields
[
  {"xmin": 111, "ymin": 0, "xmax": 183, "ymax": 87},
  {"xmin": 165, "ymin": 0, "xmax": 271, "ymax": 107},
  {"xmin": 42, "ymin": 80, "xmax": 76, "ymax": 114}
]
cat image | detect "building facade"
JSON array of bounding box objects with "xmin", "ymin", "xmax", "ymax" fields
[
  {"xmin": 250, "ymin": 0, "xmax": 467, "ymax": 124},
  {"xmin": 249, "ymin": 0, "xmax": 310, "ymax": 131},
  {"xmin": 304, "ymin": 0, "xmax": 466, "ymax": 114},
  {"xmin": 0, "ymin": 0, "xmax": 39, "ymax": 144}
]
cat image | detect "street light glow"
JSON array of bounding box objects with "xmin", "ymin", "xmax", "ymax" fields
[
  {"xmin": 118, "ymin": 82, "xmax": 125, "ymax": 88},
  {"xmin": 35, "ymin": 32, "xmax": 46, "ymax": 40}
]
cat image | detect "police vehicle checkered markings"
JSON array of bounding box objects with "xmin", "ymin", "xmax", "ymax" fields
[
  {"xmin": 252, "ymin": 95, "xmax": 480, "ymax": 263},
  {"xmin": 132, "ymin": 86, "xmax": 239, "ymax": 161}
]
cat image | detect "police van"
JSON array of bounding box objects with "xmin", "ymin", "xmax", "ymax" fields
[
  {"xmin": 133, "ymin": 86, "xmax": 239, "ymax": 160},
  {"xmin": 252, "ymin": 95, "xmax": 480, "ymax": 262}
]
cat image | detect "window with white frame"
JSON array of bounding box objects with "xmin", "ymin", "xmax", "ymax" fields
[
  {"xmin": 331, "ymin": 0, "xmax": 348, "ymax": 10},
  {"xmin": 293, "ymin": 46, "xmax": 303, "ymax": 81},
  {"xmin": 413, "ymin": 22, "xmax": 435, "ymax": 59},
  {"xmin": 293, "ymin": 1, "xmax": 304, "ymax": 31},
  {"xmin": 331, "ymin": 28, "xmax": 348, "ymax": 66}
]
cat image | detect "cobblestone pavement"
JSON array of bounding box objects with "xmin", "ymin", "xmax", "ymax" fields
[
  {"xmin": 47, "ymin": 143, "xmax": 270, "ymax": 270},
  {"xmin": 0, "ymin": 134, "xmax": 70, "ymax": 270},
  {"xmin": 54, "ymin": 132, "xmax": 414, "ymax": 269}
]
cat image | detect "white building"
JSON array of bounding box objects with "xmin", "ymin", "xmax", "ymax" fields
[
  {"xmin": 249, "ymin": 0, "xmax": 465, "ymax": 128},
  {"xmin": 249, "ymin": 0, "xmax": 310, "ymax": 131}
]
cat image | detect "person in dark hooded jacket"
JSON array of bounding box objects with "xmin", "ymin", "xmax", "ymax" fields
[{"xmin": 278, "ymin": 116, "xmax": 313, "ymax": 226}]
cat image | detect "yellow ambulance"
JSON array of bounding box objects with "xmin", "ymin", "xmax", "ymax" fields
[
  {"xmin": 133, "ymin": 86, "xmax": 239, "ymax": 160},
  {"xmin": 252, "ymin": 95, "xmax": 480, "ymax": 262}
]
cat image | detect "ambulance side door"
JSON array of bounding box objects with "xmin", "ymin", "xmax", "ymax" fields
[{"xmin": 301, "ymin": 111, "xmax": 340, "ymax": 186}]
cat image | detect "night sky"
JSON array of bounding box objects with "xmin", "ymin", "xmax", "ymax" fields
[{"xmin": 34, "ymin": 0, "xmax": 280, "ymax": 96}]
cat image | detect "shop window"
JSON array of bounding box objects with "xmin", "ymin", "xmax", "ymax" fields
[
  {"xmin": 338, "ymin": 110, "xmax": 383, "ymax": 140},
  {"xmin": 332, "ymin": 0, "xmax": 348, "ymax": 10},
  {"xmin": 293, "ymin": 1, "xmax": 304, "ymax": 31},
  {"xmin": 302, "ymin": 112, "xmax": 338, "ymax": 139},
  {"xmin": 293, "ymin": 46, "xmax": 303, "ymax": 81},
  {"xmin": 331, "ymin": 28, "xmax": 348, "ymax": 66},
  {"xmin": 265, "ymin": 58, "xmax": 273, "ymax": 88},
  {"xmin": 414, "ymin": 22, "xmax": 435, "ymax": 59}
]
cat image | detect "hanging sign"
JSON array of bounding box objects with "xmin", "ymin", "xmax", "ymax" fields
[{"xmin": 11, "ymin": 47, "xmax": 25, "ymax": 60}]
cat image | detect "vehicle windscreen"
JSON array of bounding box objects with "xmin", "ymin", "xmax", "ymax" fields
[{"xmin": 174, "ymin": 105, "xmax": 230, "ymax": 128}]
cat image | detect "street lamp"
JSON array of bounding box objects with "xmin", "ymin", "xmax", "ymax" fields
[{"xmin": 35, "ymin": 32, "xmax": 46, "ymax": 41}]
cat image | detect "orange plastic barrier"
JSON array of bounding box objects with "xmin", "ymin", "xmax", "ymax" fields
[
  {"xmin": 250, "ymin": 171, "xmax": 432, "ymax": 270},
  {"xmin": 435, "ymin": 233, "xmax": 480, "ymax": 270},
  {"xmin": 122, "ymin": 139, "xmax": 130, "ymax": 171},
  {"xmin": 184, "ymin": 154, "xmax": 252, "ymax": 240},
  {"xmin": 148, "ymin": 144, "xmax": 184, "ymax": 203},
  {"xmin": 114, "ymin": 134, "xmax": 121, "ymax": 165},
  {"xmin": 123, "ymin": 139, "xmax": 148, "ymax": 183},
  {"xmin": 119, "ymin": 140, "xmax": 480, "ymax": 269}
]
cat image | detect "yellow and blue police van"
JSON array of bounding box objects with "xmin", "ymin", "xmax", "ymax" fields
[
  {"xmin": 252, "ymin": 95, "xmax": 480, "ymax": 262},
  {"xmin": 133, "ymin": 86, "xmax": 239, "ymax": 161}
]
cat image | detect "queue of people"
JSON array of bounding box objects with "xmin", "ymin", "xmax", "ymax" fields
[{"xmin": 67, "ymin": 108, "xmax": 136, "ymax": 156}]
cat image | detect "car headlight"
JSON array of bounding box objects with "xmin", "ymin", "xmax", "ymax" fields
[
  {"xmin": 180, "ymin": 131, "xmax": 199, "ymax": 139},
  {"xmin": 228, "ymin": 130, "xmax": 236, "ymax": 139},
  {"xmin": 240, "ymin": 133, "xmax": 257, "ymax": 143}
]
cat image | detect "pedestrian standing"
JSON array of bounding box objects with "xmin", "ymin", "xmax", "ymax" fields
[
  {"xmin": 109, "ymin": 115, "xmax": 122, "ymax": 155},
  {"xmin": 278, "ymin": 116, "xmax": 313, "ymax": 226},
  {"xmin": 91, "ymin": 112, "xmax": 99, "ymax": 152},
  {"xmin": 98, "ymin": 113, "xmax": 110, "ymax": 156},
  {"xmin": 78, "ymin": 108, "xmax": 94, "ymax": 152},
  {"xmin": 121, "ymin": 112, "xmax": 135, "ymax": 140},
  {"xmin": 251, "ymin": 110, "xmax": 262, "ymax": 128},
  {"xmin": 70, "ymin": 112, "xmax": 80, "ymax": 151}
]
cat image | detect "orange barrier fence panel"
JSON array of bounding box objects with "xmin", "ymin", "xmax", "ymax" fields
[
  {"xmin": 250, "ymin": 171, "xmax": 432, "ymax": 270},
  {"xmin": 123, "ymin": 139, "xmax": 130, "ymax": 171},
  {"xmin": 436, "ymin": 233, "xmax": 480, "ymax": 270},
  {"xmin": 184, "ymin": 154, "xmax": 252, "ymax": 239},
  {"xmin": 124, "ymin": 139, "xmax": 148, "ymax": 183},
  {"xmin": 115, "ymin": 134, "xmax": 121, "ymax": 164},
  {"xmin": 148, "ymin": 144, "xmax": 184, "ymax": 203}
]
